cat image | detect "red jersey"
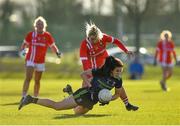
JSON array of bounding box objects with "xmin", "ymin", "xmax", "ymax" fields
[
  {"xmin": 156, "ymin": 40, "xmax": 176, "ymax": 64},
  {"xmin": 25, "ymin": 31, "xmax": 54, "ymax": 63},
  {"xmin": 80, "ymin": 33, "xmax": 128, "ymax": 70}
]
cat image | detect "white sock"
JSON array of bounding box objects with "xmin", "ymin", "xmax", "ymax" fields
[
  {"xmin": 22, "ymin": 92, "xmax": 27, "ymax": 98},
  {"xmin": 123, "ymin": 98, "xmax": 129, "ymax": 106}
]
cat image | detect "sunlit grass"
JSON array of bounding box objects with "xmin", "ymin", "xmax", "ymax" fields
[
  {"xmin": 0, "ymin": 79, "xmax": 180, "ymax": 125},
  {"xmin": 0, "ymin": 48, "xmax": 180, "ymax": 124}
]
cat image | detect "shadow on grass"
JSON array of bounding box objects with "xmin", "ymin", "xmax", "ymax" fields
[
  {"xmin": 54, "ymin": 114, "xmax": 111, "ymax": 119},
  {"xmin": 0, "ymin": 93, "xmax": 21, "ymax": 96},
  {"xmin": 1, "ymin": 102, "xmax": 19, "ymax": 106},
  {"xmin": 143, "ymin": 89, "xmax": 162, "ymax": 93},
  {"xmin": 0, "ymin": 92, "xmax": 53, "ymax": 96}
]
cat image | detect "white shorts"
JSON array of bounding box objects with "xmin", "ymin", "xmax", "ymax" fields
[
  {"xmin": 26, "ymin": 60, "xmax": 45, "ymax": 71},
  {"xmin": 160, "ymin": 62, "xmax": 174, "ymax": 68}
]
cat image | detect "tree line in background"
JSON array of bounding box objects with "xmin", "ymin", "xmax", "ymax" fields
[{"xmin": 0, "ymin": 0, "xmax": 180, "ymax": 52}]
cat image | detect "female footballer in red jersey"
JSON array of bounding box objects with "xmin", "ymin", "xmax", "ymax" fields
[
  {"xmin": 63, "ymin": 22, "xmax": 134, "ymax": 112},
  {"xmin": 19, "ymin": 16, "xmax": 61, "ymax": 109},
  {"xmin": 79, "ymin": 22, "xmax": 133, "ymax": 87},
  {"xmin": 154, "ymin": 30, "xmax": 177, "ymax": 91}
]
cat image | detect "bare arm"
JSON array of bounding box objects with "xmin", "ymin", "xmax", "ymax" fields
[
  {"xmin": 113, "ymin": 38, "xmax": 134, "ymax": 57},
  {"xmin": 153, "ymin": 49, "xmax": 159, "ymax": 66},
  {"xmin": 50, "ymin": 43, "xmax": 61, "ymax": 58},
  {"xmin": 111, "ymin": 88, "xmax": 121, "ymax": 101},
  {"xmin": 172, "ymin": 50, "xmax": 177, "ymax": 63},
  {"xmin": 80, "ymin": 69, "xmax": 92, "ymax": 87},
  {"xmin": 20, "ymin": 40, "xmax": 29, "ymax": 51},
  {"xmin": 80, "ymin": 41, "xmax": 91, "ymax": 70},
  {"xmin": 111, "ymin": 86, "xmax": 128, "ymax": 101}
]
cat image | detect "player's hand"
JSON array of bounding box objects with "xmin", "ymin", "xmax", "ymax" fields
[
  {"xmin": 21, "ymin": 50, "xmax": 26, "ymax": 56},
  {"xmin": 127, "ymin": 51, "xmax": 133, "ymax": 55},
  {"xmin": 175, "ymin": 60, "xmax": 178, "ymax": 66},
  {"xmin": 19, "ymin": 48, "xmax": 28, "ymax": 58},
  {"xmin": 153, "ymin": 60, "xmax": 157, "ymax": 66},
  {"xmin": 86, "ymin": 82, "xmax": 92, "ymax": 88},
  {"xmin": 56, "ymin": 52, "xmax": 61, "ymax": 58},
  {"xmin": 83, "ymin": 78, "xmax": 92, "ymax": 88},
  {"xmin": 126, "ymin": 51, "xmax": 134, "ymax": 59},
  {"xmin": 99, "ymin": 102, "xmax": 109, "ymax": 106}
]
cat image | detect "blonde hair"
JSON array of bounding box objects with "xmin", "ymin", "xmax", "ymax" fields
[
  {"xmin": 160, "ymin": 30, "xmax": 172, "ymax": 40},
  {"xmin": 33, "ymin": 16, "xmax": 47, "ymax": 31},
  {"xmin": 85, "ymin": 22, "xmax": 103, "ymax": 40}
]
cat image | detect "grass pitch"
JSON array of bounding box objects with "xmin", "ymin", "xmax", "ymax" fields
[{"xmin": 0, "ymin": 78, "xmax": 180, "ymax": 125}]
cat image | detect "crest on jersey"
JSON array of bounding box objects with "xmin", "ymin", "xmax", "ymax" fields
[
  {"xmin": 77, "ymin": 98, "xmax": 82, "ymax": 102},
  {"xmin": 99, "ymin": 40, "xmax": 104, "ymax": 47},
  {"xmin": 107, "ymin": 79, "xmax": 116, "ymax": 87},
  {"xmin": 94, "ymin": 46, "xmax": 99, "ymax": 50},
  {"xmin": 38, "ymin": 37, "xmax": 41, "ymax": 41}
]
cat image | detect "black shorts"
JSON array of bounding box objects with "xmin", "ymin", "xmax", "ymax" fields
[{"xmin": 73, "ymin": 88, "xmax": 98, "ymax": 110}]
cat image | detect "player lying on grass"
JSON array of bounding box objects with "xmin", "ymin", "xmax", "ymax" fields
[{"xmin": 19, "ymin": 56, "xmax": 138, "ymax": 115}]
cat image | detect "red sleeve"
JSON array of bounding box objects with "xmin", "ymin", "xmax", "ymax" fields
[
  {"xmin": 103, "ymin": 34, "xmax": 114, "ymax": 43},
  {"xmin": 25, "ymin": 32, "xmax": 32, "ymax": 44},
  {"xmin": 80, "ymin": 40, "xmax": 91, "ymax": 71},
  {"xmin": 103, "ymin": 34, "xmax": 128, "ymax": 53},
  {"xmin": 46, "ymin": 32, "xmax": 55, "ymax": 46},
  {"xmin": 113, "ymin": 39, "xmax": 128, "ymax": 53},
  {"xmin": 171, "ymin": 41, "xmax": 175, "ymax": 49}
]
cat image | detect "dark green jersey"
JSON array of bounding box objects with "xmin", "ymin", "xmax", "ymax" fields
[
  {"xmin": 91, "ymin": 68, "xmax": 122, "ymax": 91},
  {"xmin": 73, "ymin": 69, "xmax": 123, "ymax": 110},
  {"xmin": 90, "ymin": 77, "xmax": 122, "ymax": 91}
]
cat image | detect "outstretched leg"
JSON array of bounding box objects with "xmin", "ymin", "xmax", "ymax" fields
[
  {"xmin": 37, "ymin": 95, "xmax": 77, "ymax": 110},
  {"xmin": 19, "ymin": 95, "xmax": 78, "ymax": 111}
]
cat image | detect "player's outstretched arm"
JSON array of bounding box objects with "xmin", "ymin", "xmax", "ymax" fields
[
  {"xmin": 111, "ymin": 88, "xmax": 121, "ymax": 101},
  {"xmin": 80, "ymin": 69, "xmax": 92, "ymax": 87}
]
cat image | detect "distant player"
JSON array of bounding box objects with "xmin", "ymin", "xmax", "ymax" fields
[
  {"xmin": 19, "ymin": 56, "xmax": 139, "ymax": 114},
  {"xmin": 18, "ymin": 16, "xmax": 61, "ymax": 110},
  {"xmin": 154, "ymin": 30, "xmax": 177, "ymax": 91}
]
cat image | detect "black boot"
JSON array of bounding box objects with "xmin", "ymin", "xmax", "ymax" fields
[
  {"xmin": 126, "ymin": 103, "xmax": 139, "ymax": 111},
  {"xmin": 160, "ymin": 80, "xmax": 167, "ymax": 91},
  {"xmin": 63, "ymin": 84, "xmax": 73, "ymax": 95},
  {"xmin": 18, "ymin": 95, "xmax": 38, "ymax": 110}
]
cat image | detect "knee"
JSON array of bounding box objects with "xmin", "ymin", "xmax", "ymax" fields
[
  {"xmin": 25, "ymin": 76, "xmax": 32, "ymax": 82},
  {"xmin": 74, "ymin": 110, "xmax": 87, "ymax": 115},
  {"xmin": 73, "ymin": 106, "xmax": 89, "ymax": 115},
  {"xmin": 34, "ymin": 79, "xmax": 41, "ymax": 85},
  {"xmin": 168, "ymin": 72, "xmax": 173, "ymax": 77}
]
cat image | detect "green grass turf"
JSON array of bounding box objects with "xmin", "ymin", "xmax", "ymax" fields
[{"xmin": 0, "ymin": 78, "xmax": 180, "ymax": 125}]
